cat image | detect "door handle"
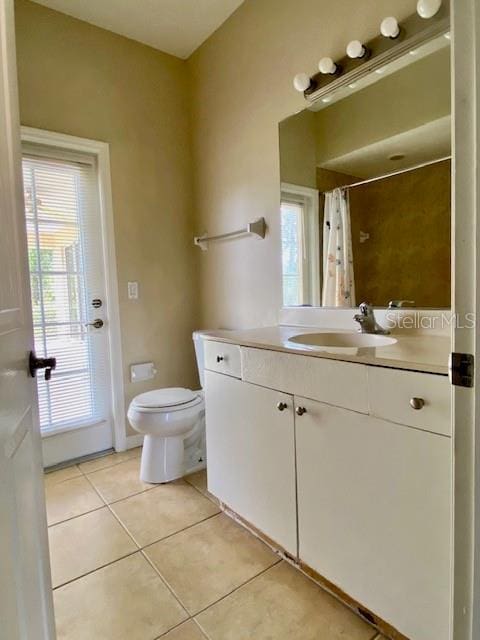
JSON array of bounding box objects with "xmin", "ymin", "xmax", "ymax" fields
[
  {"xmin": 295, "ymin": 406, "xmax": 307, "ymax": 417},
  {"xmin": 29, "ymin": 351, "xmax": 57, "ymax": 381},
  {"xmin": 85, "ymin": 318, "xmax": 104, "ymax": 329}
]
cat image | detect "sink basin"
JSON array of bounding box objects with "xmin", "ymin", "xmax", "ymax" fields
[{"xmin": 289, "ymin": 332, "xmax": 398, "ymax": 349}]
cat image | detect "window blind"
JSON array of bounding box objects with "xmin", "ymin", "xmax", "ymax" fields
[{"xmin": 23, "ymin": 151, "xmax": 109, "ymax": 434}]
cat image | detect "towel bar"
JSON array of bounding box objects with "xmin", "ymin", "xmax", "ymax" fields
[{"xmin": 194, "ymin": 217, "xmax": 266, "ymax": 250}]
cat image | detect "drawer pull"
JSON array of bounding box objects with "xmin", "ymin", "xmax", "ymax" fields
[
  {"xmin": 216, "ymin": 355, "xmax": 224, "ymax": 363},
  {"xmin": 277, "ymin": 402, "xmax": 288, "ymax": 412},
  {"xmin": 295, "ymin": 406, "xmax": 307, "ymax": 417},
  {"xmin": 410, "ymin": 397, "xmax": 425, "ymax": 410}
]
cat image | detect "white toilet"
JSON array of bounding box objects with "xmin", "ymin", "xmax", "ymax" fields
[{"xmin": 127, "ymin": 331, "xmax": 211, "ymax": 483}]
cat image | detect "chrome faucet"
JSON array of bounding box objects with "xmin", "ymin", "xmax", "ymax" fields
[{"xmin": 354, "ymin": 302, "xmax": 390, "ymax": 335}]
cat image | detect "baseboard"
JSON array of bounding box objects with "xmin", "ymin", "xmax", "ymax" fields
[{"xmin": 125, "ymin": 434, "xmax": 144, "ymax": 450}]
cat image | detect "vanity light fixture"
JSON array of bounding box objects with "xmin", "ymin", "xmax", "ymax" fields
[
  {"xmin": 380, "ymin": 16, "xmax": 400, "ymax": 39},
  {"xmin": 318, "ymin": 57, "xmax": 339, "ymax": 75},
  {"xmin": 417, "ymin": 0, "xmax": 442, "ymax": 19},
  {"xmin": 293, "ymin": 73, "xmax": 312, "ymax": 92},
  {"xmin": 346, "ymin": 40, "xmax": 368, "ymax": 59}
]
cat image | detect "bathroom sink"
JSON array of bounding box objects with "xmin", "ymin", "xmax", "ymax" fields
[{"xmin": 289, "ymin": 332, "xmax": 398, "ymax": 349}]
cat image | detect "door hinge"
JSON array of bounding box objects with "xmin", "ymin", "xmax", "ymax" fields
[{"xmin": 449, "ymin": 353, "xmax": 474, "ymax": 388}]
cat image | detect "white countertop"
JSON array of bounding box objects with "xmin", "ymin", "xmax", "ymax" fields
[{"xmin": 203, "ymin": 326, "xmax": 451, "ymax": 375}]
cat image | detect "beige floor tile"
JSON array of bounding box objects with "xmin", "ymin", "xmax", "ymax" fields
[
  {"xmin": 44, "ymin": 465, "xmax": 82, "ymax": 486},
  {"xmin": 87, "ymin": 457, "xmax": 154, "ymax": 503},
  {"xmin": 161, "ymin": 620, "xmax": 207, "ymax": 640},
  {"xmin": 78, "ymin": 447, "xmax": 141, "ymax": 474},
  {"xmin": 54, "ymin": 553, "xmax": 187, "ymax": 640},
  {"xmin": 184, "ymin": 469, "xmax": 217, "ymax": 503},
  {"xmin": 111, "ymin": 480, "xmax": 220, "ymax": 547},
  {"xmin": 49, "ymin": 507, "xmax": 138, "ymax": 587},
  {"xmin": 45, "ymin": 476, "xmax": 104, "ymax": 526},
  {"xmin": 145, "ymin": 513, "xmax": 278, "ymax": 614},
  {"xmin": 195, "ymin": 561, "xmax": 375, "ymax": 640},
  {"xmin": 184, "ymin": 469, "xmax": 208, "ymax": 493}
]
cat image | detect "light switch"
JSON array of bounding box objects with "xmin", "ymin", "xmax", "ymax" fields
[{"xmin": 128, "ymin": 281, "xmax": 138, "ymax": 299}]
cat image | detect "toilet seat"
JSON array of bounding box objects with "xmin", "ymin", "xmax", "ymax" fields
[{"xmin": 132, "ymin": 388, "xmax": 203, "ymax": 413}]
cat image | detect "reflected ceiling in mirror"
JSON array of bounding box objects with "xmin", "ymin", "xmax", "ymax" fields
[{"xmin": 279, "ymin": 33, "xmax": 451, "ymax": 310}]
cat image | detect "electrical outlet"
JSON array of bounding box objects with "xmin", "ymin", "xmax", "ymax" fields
[{"xmin": 128, "ymin": 281, "xmax": 138, "ymax": 300}]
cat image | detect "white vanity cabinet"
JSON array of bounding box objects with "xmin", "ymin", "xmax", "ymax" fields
[
  {"xmin": 204, "ymin": 369, "xmax": 297, "ymax": 555},
  {"xmin": 295, "ymin": 397, "xmax": 451, "ymax": 640},
  {"xmin": 203, "ymin": 341, "xmax": 452, "ymax": 640}
]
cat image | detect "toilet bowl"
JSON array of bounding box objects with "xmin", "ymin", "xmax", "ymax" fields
[{"xmin": 127, "ymin": 331, "xmax": 212, "ymax": 483}]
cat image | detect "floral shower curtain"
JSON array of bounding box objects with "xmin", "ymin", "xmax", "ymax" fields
[{"xmin": 321, "ymin": 187, "xmax": 356, "ymax": 307}]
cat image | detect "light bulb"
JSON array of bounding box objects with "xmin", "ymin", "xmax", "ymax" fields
[
  {"xmin": 380, "ymin": 16, "xmax": 400, "ymax": 39},
  {"xmin": 293, "ymin": 73, "xmax": 311, "ymax": 92},
  {"xmin": 417, "ymin": 0, "xmax": 442, "ymax": 19},
  {"xmin": 346, "ymin": 40, "xmax": 367, "ymax": 59},
  {"xmin": 318, "ymin": 57, "xmax": 337, "ymax": 75}
]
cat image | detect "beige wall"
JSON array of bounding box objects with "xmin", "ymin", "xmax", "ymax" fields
[
  {"xmin": 279, "ymin": 109, "xmax": 317, "ymax": 188},
  {"xmin": 189, "ymin": 0, "xmax": 418, "ymax": 330},
  {"xmin": 15, "ymin": 0, "xmax": 199, "ymax": 435}
]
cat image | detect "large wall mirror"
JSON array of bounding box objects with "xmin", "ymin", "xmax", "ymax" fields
[{"xmin": 279, "ymin": 33, "xmax": 451, "ymax": 309}]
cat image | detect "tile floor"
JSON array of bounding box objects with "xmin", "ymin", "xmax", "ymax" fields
[{"xmin": 44, "ymin": 449, "xmax": 386, "ymax": 640}]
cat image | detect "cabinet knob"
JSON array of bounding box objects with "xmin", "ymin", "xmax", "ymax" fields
[
  {"xmin": 295, "ymin": 406, "xmax": 307, "ymax": 417},
  {"xmin": 277, "ymin": 402, "xmax": 288, "ymax": 412},
  {"xmin": 410, "ymin": 397, "xmax": 425, "ymax": 410},
  {"xmin": 216, "ymin": 355, "xmax": 224, "ymax": 363}
]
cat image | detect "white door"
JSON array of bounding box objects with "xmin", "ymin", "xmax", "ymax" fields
[
  {"xmin": 204, "ymin": 370, "xmax": 297, "ymax": 555},
  {"xmin": 451, "ymin": 2, "xmax": 480, "ymax": 639},
  {"xmin": 21, "ymin": 145, "xmax": 114, "ymax": 467},
  {"xmin": 0, "ymin": 0, "xmax": 55, "ymax": 637}
]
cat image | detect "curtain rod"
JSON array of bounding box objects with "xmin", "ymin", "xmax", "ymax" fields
[{"xmin": 322, "ymin": 155, "xmax": 451, "ymax": 194}]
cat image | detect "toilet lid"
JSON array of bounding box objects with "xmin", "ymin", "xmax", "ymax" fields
[{"xmin": 133, "ymin": 388, "xmax": 197, "ymax": 409}]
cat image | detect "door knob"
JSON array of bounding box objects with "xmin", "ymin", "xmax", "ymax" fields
[
  {"xmin": 85, "ymin": 318, "xmax": 104, "ymax": 329},
  {"xmin": 295, "ymin": 406, "xmax": 307, "ymax": 416},
  {"xmin": 216, "ymin": 355, "xmax": 224, "ymax": 363},
  {"xmin": 277, "ymin": 402, "xmax": 288, "ymax": 412},
  {"xmin": 29, "ymin": 351, "xmax": 57, "ymax": 381},
  {"xmin": 410, "ymin": 397, "xmax": 425, "ymax": 410}
]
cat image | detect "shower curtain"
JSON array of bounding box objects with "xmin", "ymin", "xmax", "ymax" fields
[{"xmin": 321, "ymin": 187, "xmax": 356, "ymax": 307}]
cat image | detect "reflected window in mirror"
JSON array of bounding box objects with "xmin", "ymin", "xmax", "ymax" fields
[
  {"xmin": 281, "ymin": 184, "xmax": 320, "ymax": 307},
  {"xmin": 279, "ymin": 32, "xmax": 451, "ymax": 309}
]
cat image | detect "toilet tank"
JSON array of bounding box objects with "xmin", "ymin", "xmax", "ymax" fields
[{"xmin": 192, "ymin": 330, "xmax": 215, "ymax": 388}]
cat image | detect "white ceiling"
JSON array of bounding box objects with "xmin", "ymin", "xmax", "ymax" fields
[{"xmin": 31, "ymin": 0, "xmax": 245, "ymax": 59}]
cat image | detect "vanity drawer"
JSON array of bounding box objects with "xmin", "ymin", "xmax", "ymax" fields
[
  {"xmin": 241, "ymin": 347, "xmax": 368, "ymax": 413},
  {"xmin": 368, "ymin": 368, "xmax": 451, "ymax": 436},
  {"xmin": 204, "ymin": 341, "xmax": 242, "ymax": 378}
]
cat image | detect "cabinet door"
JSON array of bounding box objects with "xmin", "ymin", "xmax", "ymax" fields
[
  {"xmin": 296, "ymin": 397, "xmax": 451, "ymax": 640},
  {"xmin": 205, "ymin": 370, "xmax": 297, "ymax": 555}
]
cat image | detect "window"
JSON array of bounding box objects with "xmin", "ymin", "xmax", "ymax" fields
[{"xmin": 280, "ymin": 184, "xmax": 320, "ymax": 307}]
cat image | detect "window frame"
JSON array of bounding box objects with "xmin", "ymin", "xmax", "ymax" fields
[{"xmin": 280, "ymin": 182, "xmax": 320, "ymax": 307}]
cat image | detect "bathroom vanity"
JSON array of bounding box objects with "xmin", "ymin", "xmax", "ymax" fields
[
  {"xmin": 201, "ymin": 12, "xmax": 454, "ymax": 640},
  {"xmin": 202, "ymin": 327, "xmax": 452, "ymax": 640}
]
